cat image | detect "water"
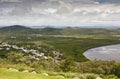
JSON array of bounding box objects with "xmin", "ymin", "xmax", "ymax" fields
[{"xmin": 83, "ymin": 44, "xmax": 120, "ymax": 61}]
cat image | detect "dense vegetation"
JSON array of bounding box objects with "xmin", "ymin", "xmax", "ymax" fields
[{"xmin": 1, "ymin": 25, "xmax": 120, "ymax": 78}]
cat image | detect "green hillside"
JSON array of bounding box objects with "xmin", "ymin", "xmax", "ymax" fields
[
  {"xmin": 0, "ymin": 25, "xmax": 32, "ymax": 34},
  {"xmin": 0, "ymin": 68, "xmax": 68, "ymax": 79},
  {"xmin": 0, "ymin": 68, "xmax": 118, "ymax": 79}
]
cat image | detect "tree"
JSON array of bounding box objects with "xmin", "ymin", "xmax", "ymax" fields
[
  {"xmin": 60, "ymin": 59, "xmax": 77, "ymax": 72},
  {"xmin": 6, "ymin": 52, "xmax": 33, "ymax": 64},
  {"xmin": 111, "ymin": 63, "xmax": 120, "ymax": 77},
  {"xmin": 6, "ymin": 52, "xmax": 23, "ymax": 63}
]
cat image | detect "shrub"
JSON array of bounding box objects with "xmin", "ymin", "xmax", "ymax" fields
[
  {"xmin": 110, "ymin": 63, "xmax": 120, "ymax": 77},
  {"xmin": 86, "ymin": 74, "xmax": 97, "ymax": 79}
]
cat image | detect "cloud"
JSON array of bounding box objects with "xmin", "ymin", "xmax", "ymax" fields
[
  {"xmin": 0, "ymin": 0, "xmax": 21, "ymax": 2},
  {"xmin": 44, "ymin": 8, "xmax": 57, "ymax": 14},
  {"xmin": 0, "ymin": 0, "xmax": 120, "ymax": 26}
]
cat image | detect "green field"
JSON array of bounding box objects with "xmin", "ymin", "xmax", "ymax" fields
[
  {"xmin": 1, "ymin": 26, "xmax": 120, "ymax": 78},
  {"xmin": 0, "ymin": 68, "xmax": 119, "ymax": 79},
  {"xmin": 0, "ymin": 68, "xmax": 69, "ymax": 79}
]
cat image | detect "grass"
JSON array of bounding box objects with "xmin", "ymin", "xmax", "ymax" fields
[
  {"xmin": 0, "ymin": 68, "xmax": 69, "ymax": 79},
  {"xmin": 0, "ymin": 68, "xmax": 118, "ymax": 79}
]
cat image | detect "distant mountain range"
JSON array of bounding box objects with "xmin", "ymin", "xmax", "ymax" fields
[
  {"xmin": 0, "ymin": 25, "xmax": 62, "ymax": 35},
  {"xmin": 0, "ymin": 25, "xmax": 120, "ymax": 35},
  {"xmin": 1, "ymin": 25, "xmax": 120, "ymax": 29}
]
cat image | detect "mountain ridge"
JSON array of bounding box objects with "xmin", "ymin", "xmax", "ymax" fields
[{"xmin": 0, "ymin": 25, "xmax": 120, "ymax": 35}]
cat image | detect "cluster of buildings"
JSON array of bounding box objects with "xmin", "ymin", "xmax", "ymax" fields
[
  {"xmin": 0, "ymin": 42, "xmax": 47, "ymax": 60},
  {"xmin": 0, "ymin": 42, "xmax": 63, "ymax": 61}
]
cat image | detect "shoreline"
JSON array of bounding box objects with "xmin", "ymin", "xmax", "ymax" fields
[{"xmin": 83, "ymin": 44, "xmax": 120, "ymax": 61}]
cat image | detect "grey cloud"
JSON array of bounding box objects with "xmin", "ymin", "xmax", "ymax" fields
[{"xmin": 0, "ymin": 0, "xmax": 120, "ymax": 26}]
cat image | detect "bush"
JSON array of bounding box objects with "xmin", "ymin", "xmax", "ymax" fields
[
  {"xmin": 86, "ymin": 74, "xmax": 97, "ymax": 79},
  {"xmin": 111, "ymin": 63, "xmax": 120, "ymax": 77},
  {"xmin": 59, "ymin": 59, "xmax": 77, "ymax": 72}
]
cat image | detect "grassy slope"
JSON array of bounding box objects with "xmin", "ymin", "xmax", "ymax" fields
[
  {"xmin": 0, "ymin": 68, "xmax": 118, "ymax": 79},
  {"xmin": 0, "ymin": 68, "xmax": 68, "ymax": 79},
  {"xmin": 43, "ymin": 37, "xmax": 120, "ymax": 61}
]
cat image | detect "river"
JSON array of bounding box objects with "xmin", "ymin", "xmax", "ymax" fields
[{"xmin": 83, "ymin": 44, "xmax": 120, "ymax": 61}]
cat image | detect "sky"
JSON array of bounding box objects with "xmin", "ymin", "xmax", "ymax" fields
[{"xmin": 0, "ymin": 0, "xmax": 120, "ymax": 27}]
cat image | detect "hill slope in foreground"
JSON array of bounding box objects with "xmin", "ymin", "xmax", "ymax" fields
[
  {"xmin": 0, "ymin": 68, "xmax": 66, "ymax": 79},
  {"xmin": 0, "ymin": 68, "xmax": 118, "ymax": 79}
]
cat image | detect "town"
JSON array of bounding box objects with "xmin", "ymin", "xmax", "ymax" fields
[{"xmin": 0, "ymin": 42, "xmax": 63, "ymax": 61}]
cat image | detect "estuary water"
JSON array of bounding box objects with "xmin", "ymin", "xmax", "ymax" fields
[{"xmin": 83, "ymin": 44, "xmax": 120, "ymax": 61}]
